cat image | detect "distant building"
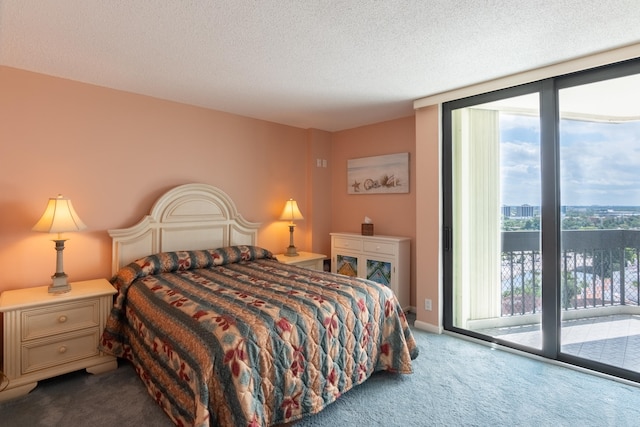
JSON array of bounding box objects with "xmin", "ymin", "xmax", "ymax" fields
[{"xmin": 516, "ymin": 204, "xmax": 534, "ymax": 217}]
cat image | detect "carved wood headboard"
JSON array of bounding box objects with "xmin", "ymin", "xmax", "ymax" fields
[{"xmin": 108, "ymin": 183, "xmax": 261, "ymax": 274}]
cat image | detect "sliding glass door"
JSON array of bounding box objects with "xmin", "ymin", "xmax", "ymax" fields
[
  {"xmin": 558, "ymin": 71, "xmax": 640, "ymax": 374},
  {"xmin": 443, "ymin": 58, "xmax": 640, "ymax": 380},
  {"xmin": 444, "ymin": 86, "xmax": 545, "ymax": 352}
]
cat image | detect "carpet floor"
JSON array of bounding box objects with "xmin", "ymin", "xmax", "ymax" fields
[{"xmin": 2, "ymin": 327, "xmax": 640, "ymax": 426}]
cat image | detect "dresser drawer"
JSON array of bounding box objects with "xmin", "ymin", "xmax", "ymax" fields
[
  {"xmin": 363, "ymin": 240, "xmax": 396, "ymax": 256},
  {"xmin": 22, "ymin": 329, "xmax": 100, "ymax": 374},
  {"xmin": 22, "ymin": 300, "xmax": 100, "ymax": 341},
  {"xmin": 333, "ymin": 236, "xmax": 363, "ymax": 251}
]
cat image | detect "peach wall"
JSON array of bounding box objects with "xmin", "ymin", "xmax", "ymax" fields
[
  {"xmin": 0, "ymin": 66, "xmax": 328, "ymax": 292},
  {"xmin": 0, "ymin": 66, "xmax": 438, "ymax": 322},
  {"xmin": 306, "ymin": 129, "xmax": 333, "ymax": 258},
  {"xmin": 415, "ymin": 105, "xmax": 441, "ymax": 331},
  {"xmin": 330, "ymin": 116, "xmax": 417, "ymax": 307}
]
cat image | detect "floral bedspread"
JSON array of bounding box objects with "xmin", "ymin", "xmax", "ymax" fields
[{"xmin": 99, "ymin": 246, "xmax": 418, "ymax": 427}]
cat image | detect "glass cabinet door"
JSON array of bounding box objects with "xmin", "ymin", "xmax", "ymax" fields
[
  {"xmin": 336, "ymin": 254, "xmax": 359, "ymax": 277},
  {"xmin": 366, "ymin": 258, "xmax": 392, "ymax": 287}
]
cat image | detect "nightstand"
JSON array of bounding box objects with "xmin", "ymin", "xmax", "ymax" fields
[
  {"xmin": 275, "ymin": 251, "xmax": 326, "ymax": 271},
  {"xmin": 0, "ymin": 278, "xmax": 117, "ymax": 402}
]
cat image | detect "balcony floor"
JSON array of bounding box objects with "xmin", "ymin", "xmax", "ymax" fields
[{"xmin": 477, "ymin": 314, "xmax": 640, "ymax": 372}]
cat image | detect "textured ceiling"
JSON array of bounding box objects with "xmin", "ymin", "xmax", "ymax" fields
[{"xmin": 2, "ymin": 1, "xmax": 640, "ymax": 131}]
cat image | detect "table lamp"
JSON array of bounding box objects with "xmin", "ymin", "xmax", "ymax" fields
[
  {"xmin": 279, "ymin": 198, "xmax": 304, "ymax": 256},
  {"xmin": 32, "ymin": 195, "xmax": 87, "ymax": 293}
]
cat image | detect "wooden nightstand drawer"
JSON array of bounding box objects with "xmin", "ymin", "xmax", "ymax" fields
[
  {"xmin": 363, "ymin": 240, "xmax": 396, "ymax": 256},
  {"xmin": 292, "ymin": 259, "xmax": 321, "ymax": 270},
  {"xmin": 22, "ymin": 329, "xmax": 100, "ymax": 374},
  {"xmin": 22, "ymin": 300, "xmax": 99, "ymax": 341},
  {"xmin": 275, "ymin": 252, "xmax": 326, "ymax": 271}
]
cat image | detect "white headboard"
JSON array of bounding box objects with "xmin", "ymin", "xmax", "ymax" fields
[{"xmin": 108, "ymin": 183, "xmax": 261, "ymax": 274}]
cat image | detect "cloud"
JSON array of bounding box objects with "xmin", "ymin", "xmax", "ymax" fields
[
  {"xmin": 559, "ymin": 120, "xmax": 640, "ymax": 206},
  {"xmin": 500, "ymin": 115, "xmax": 541, "ymax": 205},
  {"xmin": 499, "ymin": 115, "xmax": 640, "ymax": 206}
]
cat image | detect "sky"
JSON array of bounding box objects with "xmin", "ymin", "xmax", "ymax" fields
[{"xmin": 499, "ymin": 114, "xmax": 640, "ymax": 207}]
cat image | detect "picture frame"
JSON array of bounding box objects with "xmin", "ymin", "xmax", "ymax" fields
[{"xmin": 347, "ymin": 152, "xmax": 409, "ymax": 194}]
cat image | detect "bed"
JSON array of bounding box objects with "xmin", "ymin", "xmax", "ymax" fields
[{"xmin": 99, "ymin": 183, "xmax": 418, "ymax": 427}]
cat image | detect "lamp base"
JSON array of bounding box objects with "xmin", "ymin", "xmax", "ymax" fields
[
  {"xmin": 49, "ymin": 273, "xmax": 71, "ymax": 294},
  {"xmin": 49, "ymin": 239, "xmax": 71, "ymax": 293},
  {"xmin": 284, "ymin": 223, "xmax": 299, "ymax": 256},
  {"xmin": 283, "ymin": 246, "xmax": 299, "ymax": 257}
]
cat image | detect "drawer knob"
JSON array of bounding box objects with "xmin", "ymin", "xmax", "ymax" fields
[
  {"xmin": 58, "ymin": 315, "xmax": 68, "ymax": 323},
  {"xmin": 58, "ymin": 346, "xmax": 67, "ymax": 354}
]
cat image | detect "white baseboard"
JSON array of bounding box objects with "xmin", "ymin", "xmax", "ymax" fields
[{"xmin": 414, "ymin": 319, "xmax": 442, "ymax": 334}]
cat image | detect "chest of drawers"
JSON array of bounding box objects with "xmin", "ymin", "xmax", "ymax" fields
[{"xmin": 330, "ymin": 232, "xmax": 410, "ymax": 310}]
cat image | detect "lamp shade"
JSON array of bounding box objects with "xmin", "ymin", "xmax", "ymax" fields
[
  {"xmin": 279, "ymin": 199, "xmax": 304, "ymax": 222},
  {"xmin": 32, "ymin": 195, "xmax": 87, "ymax": 234}
]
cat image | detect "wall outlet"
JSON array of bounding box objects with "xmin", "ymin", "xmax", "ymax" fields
[{"xmin": 424, "ymin": 298, "xmax": 432, "ymax": 311}]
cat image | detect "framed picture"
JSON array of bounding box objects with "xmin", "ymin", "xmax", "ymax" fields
[{"xmin": 347, "ymin": 152, "xmax": 409, "ymax": 194}]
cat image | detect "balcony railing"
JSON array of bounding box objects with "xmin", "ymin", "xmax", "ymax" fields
[{"xmin": 501, "ymin": 230, "xmax": 640, "ymax": 316}]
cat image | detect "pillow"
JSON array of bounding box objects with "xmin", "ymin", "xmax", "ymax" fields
[{"xmin": 112, "ymin": 246, "xmax": 274, "ymax": 290}]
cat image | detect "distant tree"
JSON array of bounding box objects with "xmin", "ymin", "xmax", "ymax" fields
[{"xmin": 523, "ymin": 217, "xmax": 540, "ymax": 230}]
